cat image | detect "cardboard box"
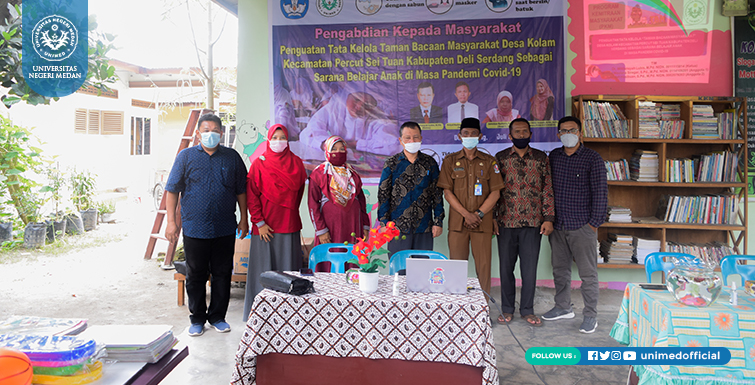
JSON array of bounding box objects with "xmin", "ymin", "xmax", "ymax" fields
[{"xmin": 234, "ymin": 237, "xmax": 250, "ymax": 275}]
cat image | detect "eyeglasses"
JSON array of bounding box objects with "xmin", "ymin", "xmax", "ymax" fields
[{"xmin": 558, "ymin": 128, "xmax": 580, "ymax": 134}]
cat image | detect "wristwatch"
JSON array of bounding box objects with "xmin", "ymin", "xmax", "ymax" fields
[{"xmin": 476, "ymin": 210, "xmax": 484, "ymax": 219}]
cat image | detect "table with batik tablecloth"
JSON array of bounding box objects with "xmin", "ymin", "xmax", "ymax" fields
[
  {"xmin": 231, "ymin": 272, "xmax": 498, "ymax": 385},
  {"xmin": 610, "ymin": 283, "xmax": 755, "ymax": 384}
]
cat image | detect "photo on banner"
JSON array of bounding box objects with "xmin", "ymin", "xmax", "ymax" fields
[{"xmin": 266, "ymin": 0, "xmax": 565, "ymax": 180}]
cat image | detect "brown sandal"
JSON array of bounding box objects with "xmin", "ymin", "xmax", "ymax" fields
[
  {"xmin": 497, "ymin": 313, "xmax": 513, "ymax": 324},
  {"xmin": 522, "ymin": 314, "xmax": 543, "ymax": 327}
]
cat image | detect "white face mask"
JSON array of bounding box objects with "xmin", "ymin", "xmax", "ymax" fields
[
  {"xmin": 403, "ymin": 141, "xmax": 422, "ymax": 154},
  {"xmin": 269, "ymin": 140, "xmax": 288, "ymax": 153},
  {"xmin": 560, "ymin": 133, "xmax": 579, "ymax": 148},
  {"xmin": 461, "ymin": 137, "xmax": 479, "ymax": 149}
]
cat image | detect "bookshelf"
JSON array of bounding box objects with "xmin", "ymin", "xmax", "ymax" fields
[{"xmin": 572, "ymin": 95, "xmax": 748, "ymax": 269}]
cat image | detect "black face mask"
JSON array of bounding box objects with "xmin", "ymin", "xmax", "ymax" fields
[{"xmin": 511, "ymin": 137, "xmax": 530, "ymax": 149}]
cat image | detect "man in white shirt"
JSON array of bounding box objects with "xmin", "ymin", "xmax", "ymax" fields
[
  {"xmin": 299, "ymin": 91, "xmax": 402, "ymax": 158},
  {"xmin": 447, "ymin": 81, "xmax": 479, "ymax": 123},
  {"xmin": 409, "ymin": 82, "xmax": 443, "ymax": 124}
]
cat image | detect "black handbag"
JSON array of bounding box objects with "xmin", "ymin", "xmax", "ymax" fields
[{"xmin": 260, "ymin": 271, "xmax": 315, "ymax": 295}]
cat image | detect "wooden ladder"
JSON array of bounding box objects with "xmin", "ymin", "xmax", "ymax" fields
[{"xmin": 144, "ymin": 108, "xmax": 213, "ymax": 267}]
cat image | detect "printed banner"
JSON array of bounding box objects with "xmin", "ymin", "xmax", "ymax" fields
[
  {"xmin": 264, "ymin": 0, "xmax": 565, "ymax": 179},
  {"xmin": 569, "ymin": 0, "xmax": 732, "ymax": 96},
  {"xmin": 22, "ymin": 0, "xmax": 88, "ymax": 97},
  {"xmin": 733, "ymin": 15, "xmax": 755, "ymax": 196}
]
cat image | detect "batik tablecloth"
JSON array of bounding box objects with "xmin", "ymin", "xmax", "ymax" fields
[
  {"xmin": 231, "ymin": 272, "xmax": 498, "ymax": 385},
  {"xmin": 610, "ymin": 283, "xmax": 755, "ymax": 384}
]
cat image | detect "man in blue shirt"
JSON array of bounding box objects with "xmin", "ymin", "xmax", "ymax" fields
[
  {"xmin": 165, "ymin": 113, "xmax": 249, "ymax": 337},
  {"xmin": 378, "ymin": 121, "xmax": 444, "ymax": 254},
  {"xmin": 542, "ymin": 116, "xmax": 607, "ymax": 334}
]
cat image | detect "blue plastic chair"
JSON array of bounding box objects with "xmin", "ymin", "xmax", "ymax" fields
[
  {"xmin": 308, "ymin": 243, "xmax": 355, "ymax": 273},
  {"xmin": 720, "ymin": 255, "xmax": 755, "ymax": 286},
  {"xmin": 389, "ymin": 250, "xmax": 448, "ymax": 275},
  {"xmin": 644, "ymin": 252, "xmax": 698, "ymax": 283}
]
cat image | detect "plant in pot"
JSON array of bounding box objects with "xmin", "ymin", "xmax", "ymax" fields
[
  {"xmin": 19, "ymin": 190, "xmax": 47, "ymax": 249},
  {"xmin": 97, "ymin": 200, "xmax": 116, "ymax": 223},
  {"xmin": 40, "ymin": 164, "xmax": 67, "ymax": 242},
  {"xmin": 69, "ymin": 168, "xmax": 97, "ymax": 231},
  {"xmin": 347, "ymin": 222, "xmax": 399, "ymax": 293}
]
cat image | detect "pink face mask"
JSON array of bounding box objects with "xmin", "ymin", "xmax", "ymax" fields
[{"xmin": 328, "ymin": 152, "xmax": 347, "ymax": 166}]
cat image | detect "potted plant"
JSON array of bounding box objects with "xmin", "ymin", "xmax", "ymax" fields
[
  {"xmin": 69, "ymin": 168, "xmax": 97, "ymax": 231},
  {"xmin": 40, "ymin": 164, "xmax": 66, "ymax": 242},
  {"xmin": 19, "ymin": 190, "xmax": 46, "ymax": 248},
  {"xmin": 347, "ymin": 222, "xmax": 398, "ymax": 293},
  {"xmin": 97, "ymin": 200, "xmax": 116, "ymax": 223}
]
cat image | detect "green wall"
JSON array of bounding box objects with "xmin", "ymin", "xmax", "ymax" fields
[{"xmin": 236, "ymin": 0, "xmax": 741, "ymax": 284}]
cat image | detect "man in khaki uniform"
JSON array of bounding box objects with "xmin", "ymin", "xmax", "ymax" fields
[{"xmin": 438, "ymin": 118, "xmax": 504, "ymax": 295}]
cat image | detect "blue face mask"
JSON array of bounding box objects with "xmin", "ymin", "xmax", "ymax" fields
[
  {"xmin": 201, "ymin": 132, "xmax": 221, "ymax": 148},
  {"xmin": 461, "ymin": 137, "xmax": 479, "ymax": 149}
]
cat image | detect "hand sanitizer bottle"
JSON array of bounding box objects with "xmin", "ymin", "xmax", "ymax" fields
[
  {"xmin": 731, "ymin": 281, "xmax": 738, "ymax": 306},
  {"xmin": 392, "ymin": 273, "xmax": 400, "ymax": 296}
]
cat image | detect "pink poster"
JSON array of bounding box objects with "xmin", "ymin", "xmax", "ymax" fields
[{"xmin": 570, "ymin": 0, "xmax": 732, "ymax": 96}]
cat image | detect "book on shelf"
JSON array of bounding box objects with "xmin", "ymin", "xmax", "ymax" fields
[
  {"xmin": 630, "ymin": 149, "xmax": 659, "ymax": 182},
  {"xmin": 638, "ymin": 102, "xmax": 684, "ymax": 139},
  {"xmin": 658, "ymin": 193, "xmax": 738, "ymax": 224},
  {"xmin": 607, "ymin": 206, "xmax": 632, "ymax": 223},
  {"xmin": 718, "ymin": 109, "xmax": 737, "ymax": 140},
  {"xmin": 692, "ymin": 105, "xmax": 718, "ymax": 139},
  {"xmin": 605, "ymin": 159, "xmax": 630, "ymax": 181},
  {"xmin": 634, "ymin": 237, "xmax": 661, "ymax": 265},
  {"xmin": 665, "ymin": 241, "xmax": 734, "ymax": 264},
  {"xmin": 664, "ymin": 158, "xmax": 695, "ymax": 183},
  {"xmin": 599, "ymin": 233, "xmax": 636, "ymax": 264},
  {"xmin": 582, "ymin": 100, "xmax": 630, "ymax": 138},
  {"xmin": 695, "ymin": 151, "xmax": 737, "ymax": 182}
]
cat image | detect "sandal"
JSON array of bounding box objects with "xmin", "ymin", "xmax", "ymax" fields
[
  {"xmin": 522, "ymin": 314, "xmax": 543, "ymax": 327},
  {"xmin": 497, "ymin": 313, "xmax": 513, "ymax": 324}
]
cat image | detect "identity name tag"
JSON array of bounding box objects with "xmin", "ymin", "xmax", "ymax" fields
[{"xmin": 474, "ymin": 182, "xmax": 482, "ymax": 196}]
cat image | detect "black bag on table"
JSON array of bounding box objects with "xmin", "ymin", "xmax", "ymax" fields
[{"xmin": 260, "ymin": 271, "xmax": 315, "ymax": 295}]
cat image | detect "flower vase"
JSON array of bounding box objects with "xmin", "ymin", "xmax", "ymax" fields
[{"xmin": 359, "ymin": 270, "xmax": 379, "ymax": 293}]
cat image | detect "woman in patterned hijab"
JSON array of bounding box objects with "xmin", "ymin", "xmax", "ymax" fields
[{"xmin": 307, "ymin": 136, "xmax": 370, "ymax": 251}]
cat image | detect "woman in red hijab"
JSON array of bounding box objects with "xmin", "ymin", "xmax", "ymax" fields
[
  {"xmin": 529, "ymin": 79, "xmax": 555, "ymax": 121},
  {"xmin": 243, "ymin": 124, "xmax": 306, "ymax": 321},
  {"xmin": 307, "ymin": 136, "xmax": 370, "ymax": 254}
]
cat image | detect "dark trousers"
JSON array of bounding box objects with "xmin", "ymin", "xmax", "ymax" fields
[
  {"xmin": 387, "ymin": 231, "xmax": 434, "ymax": 255},
  {"xmin": 183, "ymin": 234, "xmax": 235, "ymax": 325},
  {"xmin": 496, "ymin": 227, "xmax": 541, "ymax": 316},
  {"xmin": 549, "ymin": 224, "xmax": 599, "ymax": 318}
]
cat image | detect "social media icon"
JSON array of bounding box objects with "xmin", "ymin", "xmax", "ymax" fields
[
  {"xmin": 623, "ymin": 351, "xmax": 636, "ymax": 360},
  {"xmin": 611, "ymin": 351, "xmax": 621, "ymax": 360},
  {"xmin": 588, "ymin": 351, "xmax": 598, "ymax": 360},
  {"xmin": 599, "ymin": 351, "xmax": 610, "ymax": 360}
]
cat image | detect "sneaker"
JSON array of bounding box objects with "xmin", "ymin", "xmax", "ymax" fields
[
  {"xmin": 541, "ymin": 307, "xmax": 575, "ymax": 321},
  {"xmin": 579, "ymin": 317, "xmax": 598, "ymax": 334},
  {"xmin": 188, "ymin": 323, "xmax": 204, "ymax": 336},
  {"xmin": 211, "ymin": 320, "xmax": 231, "ymax": 333}
]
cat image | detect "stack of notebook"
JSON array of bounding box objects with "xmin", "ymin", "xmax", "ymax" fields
[{"xmin": 79, "ymin": 325, "xmax": 177, "ymax": 363}]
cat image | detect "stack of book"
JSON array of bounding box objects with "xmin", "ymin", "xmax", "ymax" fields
[
  {"xmin": 664, "ymin": 158, "xmax": 695, "ymax": 182},
  {"xmin": 665, "ymin": 241, "xmax": 734, "ymax": 265},
  {"xmin": 660, "ymin": 103, "xmax": 681, "ymax": 120},
  {"xmin": 582, "ymin": 101, "xmax": 630, "ymax": 138},
  {"xmin": 634, "ymin": 238, "xmax": 661, "ymax": 265},
  {"xmin": 630, "ymin": 150, "xmax": 659, "ymax": 182},
  {"xmin": 605, "ymin": 159, "xmax": 630, "ymax": 181},
  {"xmin": 79, "ymin": 325, "xmax": 177, "ymax": 363},
  {"xmin": 692, "ymin": 105, "xmax": 718, "ymax": 139},
  {"xmin": 607, "ymin": 206, "xmax": 632, "ymax": 223},
  {"xmin": 718, "ymin": 109, "xmax": 737, "ymax": 140},
  {"xmin": 600, "ymin": 233, "xmax": 635, "ymax": 264},
  {"xmin": 638, "ymin": 101, "xmax": 661, "ymax": 138},
  {"xmin": 658, "ymin": 194, "xmax": 738, "ymax": 225}
]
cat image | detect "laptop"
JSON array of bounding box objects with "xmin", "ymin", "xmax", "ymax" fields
[{"xmin": 406, "ymin": 259, "xmax": 468, "ymax": 294}]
